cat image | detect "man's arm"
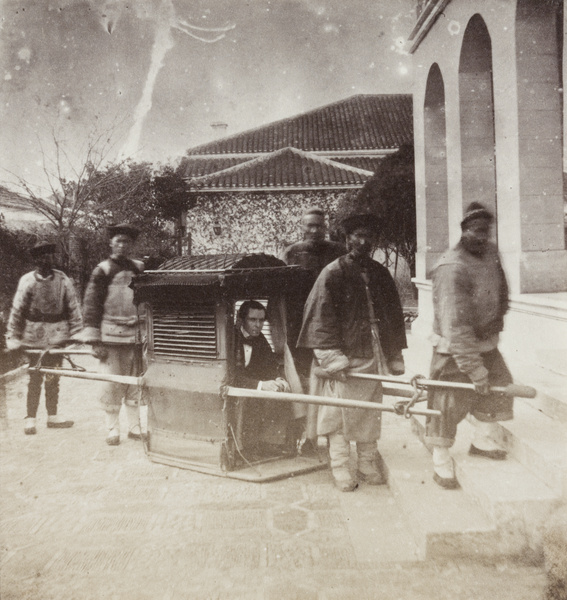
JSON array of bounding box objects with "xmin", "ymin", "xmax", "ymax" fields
[
  {"xmin": 434, "ymin": 262, "xmax": 489, "ymax": 392},
  {"xmin": 81, "ymin": 265, "xmax": 109, "ymax": 343},
  {"xmin": 63, "ymin": 276, "xmax": 83, "ymax": 339},
  {"xmin": 5, "ymin": 275, "xmax": 32, "ymax": 350}
]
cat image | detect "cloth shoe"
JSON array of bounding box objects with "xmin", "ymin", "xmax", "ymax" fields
[
  {"xmin": 356, "ymin": 442, "xmax": 386, "ymax": 485},
  {"xmin": 105, "ymin": 411, "xmax": 120, "ymax": 446},
  {"xmin": 299, "ymin": 438, "xmax": 320, "ymax": 458},
  {"xmin": 328, "ymin": 432, "xmax": 357, "ymax": 492},
  {"xmin": 432, "ymin": 446, "xmax": 459, "ymax": 489},
  {"xmin": 332, "ymin": 467, "xmax": 358, "ymax": 492},
  {"xmin": 24, "ymin": 417, "xmax": 36, "ymax": 435},
  {"xmin": 47, "ymin": 415, "xmax": 74, "ymax": 428},
  {"xmin": 126, "ymin": 404, "xmax": 142, "ymax": 438},
  {"xmin": 471, "ymin": 421, "xmax": 506, "ymax": 459}
]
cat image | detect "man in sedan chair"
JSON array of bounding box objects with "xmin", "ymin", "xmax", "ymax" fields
[
  {"xmin": 426, "ymin": 202, "xmax": 513, "ymax": 489},
  {"xmin": 297, "ymin": 211, "xmax": 407, "ymax": 491},
  {"xmin": 82, "ymin": 223, "xmax": 145, "ymax": 446},
  {"xmin": 6, "ymin": 241, "xmax": 82, "ymax": 434},
  {"xmin": 232, "ymin": 300, "xmax": 291, "ymax": 459}
]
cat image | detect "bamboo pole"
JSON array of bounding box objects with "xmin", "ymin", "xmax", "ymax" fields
[
  {"xmin": 346, "ymin": 372, "xmax": 536, "ymax": 398},
  {"xmin": 225, "ymin": 386, "xmax": 441, "ymax": 417},
  {"xmin": 34, "ymin": 368, "xmax": 140, "ymax": 387}
]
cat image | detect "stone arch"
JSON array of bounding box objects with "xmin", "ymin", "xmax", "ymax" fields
[
  {"xmin": 516, "ymin": 0, "xmax": 564, "ymax": 253},
  {"xmin": 423, "ymin": 63, "xmax": 449, "ymax": 258},
  {"xmin": 458, "ymin": 14, "xmax": 498, "ymax": 242}
]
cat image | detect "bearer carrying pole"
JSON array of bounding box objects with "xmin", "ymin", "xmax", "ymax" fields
[{"xmin": 225, "ymin": 386, "xmax": 441, "ymax": 417}]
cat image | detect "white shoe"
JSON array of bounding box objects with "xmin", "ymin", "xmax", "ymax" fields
[
  {"xmin": 47, "ymin": 415, "xmax": 74, "ymax": 428},
  {"xmin": 432, "ymin": 446, "xmax": 459, "ymax": 489},
  {"xmin": 24, "ymin": 417, "xmax": 36, "ymax": 435}
]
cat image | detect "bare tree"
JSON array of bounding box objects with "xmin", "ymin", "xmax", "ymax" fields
[{"xmin": 4, "ymin": 122, "xmax": 149, "ymax": 271}]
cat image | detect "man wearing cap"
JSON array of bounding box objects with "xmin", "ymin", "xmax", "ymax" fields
[
  {"xmin": 297, "ymin": 212, "xmax": 407, "ymax": 491},
  {"xmin": 82, "ymin": 224, "xmax": 145, "ymax": 446},
  {"xmin": 282, "ymin": 207, "xmax": 346, "ymax": 275},
  {"xmin": 426, "ymin": 202, "xmax": 513, "ymax": 489},
  {"xmin": 6, "ymin": 242, "xmax": 82, "ymax": 434},
  {"xmin": 282, "ymin": 207, "xmax": 347, "ymax": 458}
]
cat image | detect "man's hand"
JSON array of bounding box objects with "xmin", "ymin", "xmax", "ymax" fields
[
  {"xmin": 91, "ymin": 343, "xmax": 108, "ymax": 361},
  {"xmin": 389, "ymin": 358, "xmax": 405, "ymax": 376},
  {"xmin": 259, "ymin": 380, "xmax": 282, "ymax": 392},
  {"xmin": 472, "ymin": 376, "xmax": 490, "ymax": 396},
  {"xmin": 312, "ymin": 366, "xmax": 347, "ymax": 382},
  {"xmin": 5, "ymin": 338, "xmax": 22, "ymax": 352},
  {"xmin": 275, "ymin": 377, "xmax": 291, "ymax": 393}
]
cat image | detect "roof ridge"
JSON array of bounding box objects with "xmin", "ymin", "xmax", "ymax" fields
[{"xmin": 185, "ymin": 94, "xmax": 412, "ymax": 156}]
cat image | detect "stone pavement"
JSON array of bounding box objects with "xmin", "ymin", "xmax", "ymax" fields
[{"xmin": 0, "ymin": 360, "xmax": 547, "ymax": 600}]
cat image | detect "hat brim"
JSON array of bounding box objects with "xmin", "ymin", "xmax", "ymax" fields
[
  {"xmin": 340, "ymin": 213, "xmax": 382, "ymax": 235},
  {"xmin": 107, "ymin": 225, "xmax": 140, "ymax": 240},
  {"xmin": 30, "ymin": 243, "xmax": 56, "ymax": 258}
]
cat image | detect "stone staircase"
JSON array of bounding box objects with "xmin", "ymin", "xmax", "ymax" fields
[{"xmin": 377, "ymin": 332, "xmax": 567, "ymax": 562}]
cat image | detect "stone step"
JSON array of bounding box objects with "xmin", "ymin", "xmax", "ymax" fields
[
  {"xmin": 379, "ymin": 416, "xmax": 500, "ymax": 561},
  {"xmin": 452, "ymin": 418, "xmax": 562, "ymax": 561},
  {"xmin": 407, "ymin": 388, "xmax": 567, "ymax": 500},
  {"xmin": 511, "ymin": 361, "xmax": 567, "ymax": 425},
  {"xmin": 407, "ymin": 413, "xmax": 561, "ymax": 560},
  {"xmin": 499, "ymin": 401, "xmax": 567, "ymax": 497}
]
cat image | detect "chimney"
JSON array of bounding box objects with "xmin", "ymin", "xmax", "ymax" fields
[{"xmin": 210, "ymin": 122, "xmax": 228, "ymax": 140}]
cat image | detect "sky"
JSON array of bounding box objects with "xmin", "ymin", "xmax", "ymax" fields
[{"xmin": 0, "ymin": 0, "xmax": 415, "ymax": 194}]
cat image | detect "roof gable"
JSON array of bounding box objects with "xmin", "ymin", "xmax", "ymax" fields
[{"xmin": 188, "ymin": 147, "xmax": 373, "ymax": 192}]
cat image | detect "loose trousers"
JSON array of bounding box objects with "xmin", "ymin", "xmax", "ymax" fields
[
  {"xmin": 27, "ymin": 354, "xmax": 62, "ymax": 418},
  {"xmin": 425, "ymin": 348, "xmax": 513, "ymax": 448}
]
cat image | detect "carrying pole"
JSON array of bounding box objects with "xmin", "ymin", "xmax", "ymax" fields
[
  {"xmin": 32, "ymin": 368, "xmax": 140, "ymax": 387},
  {"xmin": 225, "ymin": 386, "xmax": 441, "ymax": 417},
  {"xmin": 347, "ymin": 372, "xmax": 536, "ymax": 398}
]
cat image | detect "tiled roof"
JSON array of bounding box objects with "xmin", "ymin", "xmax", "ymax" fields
[
  {"xmin": 0, "ymin": 185, "xmax": 32, "ymax": 211},
  {"xmin": 181, "ymin": 157, "xmax": 251, "ymax": 179},
  {"xmin": 188, "ymin": 147, "xmax": 373, "ymax": 192},
  {"xmin": 184, "ymin": 94, "xmax": 413, "ymax": 156},
  {"xmin": 331, "ymin": 156, "xmax": 383, "ymax": 173},
  {"xmin": 181, "ymin": 154, "xmax": 383, "ymax": 179},
  {"xmin": 156, "ymin": 253, "xmax": 286, "ymax": 271}
]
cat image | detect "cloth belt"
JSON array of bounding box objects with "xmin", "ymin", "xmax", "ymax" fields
[{"xmin": 27, "ymin": 313, "xmax": 66, "ymax": 323}]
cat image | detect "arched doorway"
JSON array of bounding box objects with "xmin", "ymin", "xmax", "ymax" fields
[
  {"xmin": 459, "ymin": 14, "xmax": 498, "ymax": 243},
  {"xmin": 423, "ymin": 63, "xmax": 449, "ymax": 267}
]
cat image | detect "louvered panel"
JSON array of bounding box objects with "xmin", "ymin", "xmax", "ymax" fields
[{"xmin": 152, "ymin": 304, "xmax": 217, "ymax": 360}]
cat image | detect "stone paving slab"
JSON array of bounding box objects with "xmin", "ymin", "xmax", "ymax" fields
[{"xmin": 0, "ymin": 361, "xmax": 546, "ymax": 599}]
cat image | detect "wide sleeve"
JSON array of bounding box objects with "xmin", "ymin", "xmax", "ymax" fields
[
  {"xmin": 434, "ymin": 262, "xmax": 487, "ymax": 382},
  {"xmin": 6, "ymin": 275, "xmax": 32, "ymax": 344},
  {"xmin": 81, "ymin": 266, "xmax": 109, "ymax": 343},
  {"xmin": 63, "ymin": 276, "xmax": 83, "ymax": 338},
  {"xmin": 376, "ymin": 266, "xmax": 407, "ymax": 357},
  {"xmin": 296, "ymin": 267, "xmax": 343, "ymax": 350}
]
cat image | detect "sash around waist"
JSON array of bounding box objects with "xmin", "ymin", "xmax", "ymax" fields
[{"xmin": 27, "ymin": 312, "xmax": 66, "ymax": 323}]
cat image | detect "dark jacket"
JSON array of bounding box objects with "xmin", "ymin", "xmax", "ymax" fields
[
  {"xmin": 232, "ymin": 328, "xmax": 279, "ymax": 389},
  {"xmin": 431, "ymin": 241, "xmax": 509, "ymax": 380},
  {"xmin": 297, "ymin": 253, "xmax": 407, "ymax": 361},
  {"xmin": 282, "ymin": 240, "xmax": 346, "ymax": 276}
]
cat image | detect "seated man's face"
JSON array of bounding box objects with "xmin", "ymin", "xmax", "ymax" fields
[{"xmin": 243, "ymin": 308, "xmax": 266, "ymax": 337}]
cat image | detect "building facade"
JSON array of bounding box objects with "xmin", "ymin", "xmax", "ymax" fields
[{"xmin": 409, "ymin": 0, "xmax": 567, "ymax": 379}]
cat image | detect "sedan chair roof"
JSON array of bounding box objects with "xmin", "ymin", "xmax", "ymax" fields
[{"xmin": 132, "ymin": 253, "xmax": 311, "ymax": 304}]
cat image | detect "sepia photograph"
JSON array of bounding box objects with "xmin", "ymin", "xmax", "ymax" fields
[{"xmin": 1, "ymin": 1, "xmax": 566, "ymax": 598}]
